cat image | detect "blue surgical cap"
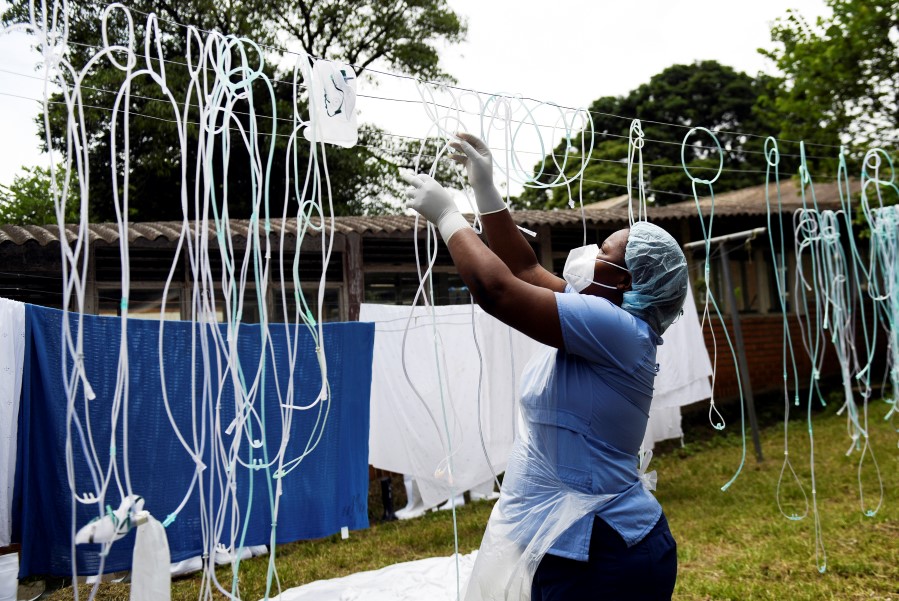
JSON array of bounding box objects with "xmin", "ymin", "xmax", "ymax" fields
[{"xmin": 621, "ymin": 222, "xmax": 689, "ymax": 336}]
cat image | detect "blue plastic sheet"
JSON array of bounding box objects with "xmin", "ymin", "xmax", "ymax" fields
[{"xmin": 16, "ymin": 304, "xmax": 374, "ymax": 578}]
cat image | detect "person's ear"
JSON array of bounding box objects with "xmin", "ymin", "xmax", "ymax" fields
[{"xmin": 618, "ymin": 272, "xmax": 632, "ymax": 293}]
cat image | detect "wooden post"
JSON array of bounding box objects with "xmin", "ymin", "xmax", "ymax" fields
[
  {"xmin": 84, "ymin": 246, "xmax": 98, "ymax": 315},
  {"xmin": 787, "ymin": 249, "xmax": 800, "ymax": 315},
  {"xmin": 344, "ymin": 232, "xmax": 364, "ymax": 321},
  {"xmin": 182, "ymin": 249, "xmax": 192, "ymax": 321},
  {"xmin": 754, "ymin": 247, "xmax": 771, "ymax": 315},
  {"xmin": 680, "ymin": 220, "xmax": 697, "ymax": 298},
  {"xmin": 537, "ymin": 225, "xmax": 554, "ymax": 272},
  {"xmin": 720, "ymin": 244, "xmax": 764, "ymax": 462}
]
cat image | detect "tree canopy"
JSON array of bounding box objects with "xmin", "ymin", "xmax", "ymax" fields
[
  {"xmin": 1, "ymin": 0, "xmax": 466, "ymax": 222},
  {"xmin": 274, "ymin": 0, "xmax": 466, "ymax": 83},
  {"xmin": 517, "ymin": 61, "xmax": 779, "ymax": 209},
  {"xmin": 759, "ymin": 0, "xmax": 898, "ymax": 152},
  {"xmin": 0, "ymin": 166, "xmax": 80, "ymax": 225},
  {"xmin": 518, "ymin": 2, "xmax": 899, "ymax": 210},
  {"xmin": 5, "ymin": 0, "xmax": 893, "ymax": 223}
]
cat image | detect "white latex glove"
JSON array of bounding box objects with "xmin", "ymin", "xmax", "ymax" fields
[
  {"xmin": 449, "ymin": 132, "xmax": 507, "ymax": 215},
  {"xmin": 403, "ymin": 172, "xmax": 471, "ymax": 241}
]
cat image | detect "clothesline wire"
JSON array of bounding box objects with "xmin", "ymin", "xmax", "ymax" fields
[
  {"xmin": 0, "ymin": 284, "xmax": 172, "ymax": 304},
  {"xmin": 379, "ymin": 129, "xmax": 839, "ymax": 179},
  {"xmin": 683, "ymin": 238, "xmax": 765, "ymax": 262},
  {"xmin": 0, "ymin": 236, "xmax": 784, "ymax": 290},
  {"xmin": 11, "ymin": 1, "xmax": 873, "ymax": 155},
  {"xmin": 42, "ymin": 42, "xmax": 851, "ymax": 162},
  {"xmin": 3, "ymin": 88, "xmax": 855, "ymax": 202},
  {"xmin": 0, "ymin": 258, "xmax": 726, "ymax": 302},
  {"xmin": 0, "ymin": 66, "xmax": 825, "ymax": 179},
  {"xmin": 5, "ymin": 48, "xmax": 848, "ymax": 165},
  {"xmin": 0, "ymin": 86, "xmax": 844, "ymax": 188},
  {"xmin": 368, "ymin": 311, "xmax": 478, "ymax": 326},
  {"xmin": 0, "ymin": 88, "xmax": 701, "ymax": 200}
]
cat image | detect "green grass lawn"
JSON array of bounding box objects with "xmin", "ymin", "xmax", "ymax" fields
[
  {"xmin": 659, "ymin": 397, "xmax": 899, "ymax": 601},
  {"xmin": 49, "ymin": 398, "xmax": 898, "ymax": 601}
]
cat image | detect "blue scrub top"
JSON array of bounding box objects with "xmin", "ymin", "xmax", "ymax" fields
[{"xmin": 519, "ymin": 286, "xmax": 663, "ymax": 561}]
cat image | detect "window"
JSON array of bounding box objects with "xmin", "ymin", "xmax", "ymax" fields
[
  {"xmin": 98, "ymin": 286, "xmax": 184, "ymax": 320},
  {"xmin": 270, "ymin": 285, "xmax": 343, "ymax": 323},
  {"xmin": 364, "ymin": 272, "xmax": 470, "ymax": 306}
]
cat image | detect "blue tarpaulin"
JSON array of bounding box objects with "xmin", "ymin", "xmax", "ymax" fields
[{"xmin": 15, "ymin": 304, "xmax": 374, "ymax": 578}]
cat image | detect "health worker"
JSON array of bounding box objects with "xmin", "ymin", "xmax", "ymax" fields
[{"xmin": 403, "ymin": 132, "xmax": 688, "ymax": 601}]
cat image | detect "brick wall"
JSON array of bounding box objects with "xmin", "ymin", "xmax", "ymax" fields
[{"xmin": 700, "ymin": 312, "xmax": 847, "ymax": 402}]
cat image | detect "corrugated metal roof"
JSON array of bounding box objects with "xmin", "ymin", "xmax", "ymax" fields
[
  {"xmin": 495, "ymin": 178, "xmax": 850, "ymax": 228},
  {"xmin": 0, "ymin": 216, "xmax": 433, "ymax": 247},
  {"xmin": 659, "ymin": 178, "xmax": 849, "ymax": 216},
  {"xmin": 583, "ymin": 194, "xmax": 630, "ymax": 211},
  {"xmin": 0, "ymin": 179, "xmax": 851, "ymax": 247}
]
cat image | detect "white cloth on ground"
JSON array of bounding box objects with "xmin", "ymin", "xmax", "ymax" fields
[
  {"xmin": 0, "ymin": 298, "xmax": 25, "ymax": 547},
  {"xmin": 361, "ymin": 303, "xmax": 545, "ymax": 510},
  {"xmin": 268, "ymin": 552, "xmax": 478, "ymax": 601}
]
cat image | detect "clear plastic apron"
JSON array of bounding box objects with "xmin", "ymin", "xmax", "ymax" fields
[{"xmin": 463, "ymin": 349, "xmax": 618, "ymax": 601}]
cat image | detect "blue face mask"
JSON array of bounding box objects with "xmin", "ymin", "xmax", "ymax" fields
[{"xmin": 562, "ymin": 244, "xmax": 629, "ymax": 292}]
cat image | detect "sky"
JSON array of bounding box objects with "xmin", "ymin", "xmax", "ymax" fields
[{"xmin": 0, "ymin": 0, "xmax": 831, "ymax": 188}]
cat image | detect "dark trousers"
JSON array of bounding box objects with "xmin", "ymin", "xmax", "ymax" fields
[{"xmin": 531, "ymin": 513, "xmax": 677, "ymax": 601}]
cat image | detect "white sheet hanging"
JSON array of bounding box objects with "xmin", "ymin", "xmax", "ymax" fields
[
  {"xmin": 363, "ymin": 289, "xmax": 710, "ymax": 506},
  {"xmin": 0, "ymin": 297, "xmax": 25, "ymax": 547},
  {"xmin": 642, "ymin": 286, "xmax": 712, "ymax": 450},
  {"xmin": 361, "ymin": 304, "xmax": 545, "ymax": 509}
]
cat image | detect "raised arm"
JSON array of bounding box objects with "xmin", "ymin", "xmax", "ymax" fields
[
  {"xmin": 449, "ymin": 133, "xmax": 565, "ymax": 293},
  {"xmin": 403, "ymin": 172, "xmax": 564, "ymax": 348},
  {"xmin": 447, "ymin": 228, "xmax": 563, "ymax": 348}
]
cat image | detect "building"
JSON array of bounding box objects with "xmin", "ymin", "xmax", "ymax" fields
[{"xmin": 0, "ymin": 178, "xmax": 874, "ymax": 402}]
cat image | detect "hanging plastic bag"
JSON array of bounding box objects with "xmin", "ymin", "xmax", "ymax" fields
[
  {"xmin": 74, "ymin": 495, "xmax": 144, "ymax": 545},
  {"xmin": 131, "ymin": 514, "xmax": 171, "ymax": 601},
  {"xmin": 303, "ymin": 58, "xmax": 358, "ymax": 148}
]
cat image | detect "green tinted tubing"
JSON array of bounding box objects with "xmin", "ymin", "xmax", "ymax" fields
[
  {"xmin": 837, "ymin": 148, "xmax": 878, "ymax": 390},
  {"xmin": 680, "ymin": 128, "xmax": 749, "ymax": 490},
  {"xmin": 764, "ymin": 137, "xmax": 809, "ymax": 521},
  {"xmin": 680, "ymin": 127, "xmax": 723, "ymax": 185}
]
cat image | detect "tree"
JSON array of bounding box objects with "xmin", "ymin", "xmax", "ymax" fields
[
  {"xmin": 517, "ymin": 61, "xmax": 778, "ymax": 209},
  {"xmin": 1, "ymin": 0, "xmax": 466, "ymax": 221},
  {"xmin": 760, "ymin": 0, "xmax": 899, "ymax": 152},
  {"xmin": 274, "ymin": 0, "xmax": 466, "ymax": 83},
  {"xmin": 0, "ymin": 166, "xmax": 80, "ymax": 225}
]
